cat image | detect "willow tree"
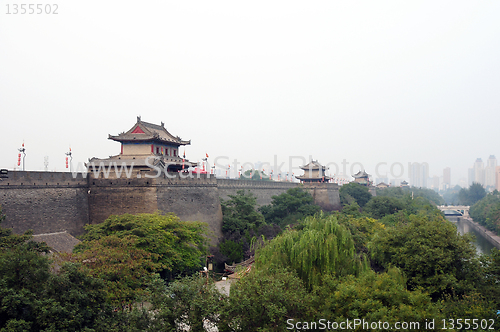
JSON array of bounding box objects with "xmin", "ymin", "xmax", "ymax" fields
[{"xmin": 256, "ymin": 214, "xmax": 368, "ymax": 289}]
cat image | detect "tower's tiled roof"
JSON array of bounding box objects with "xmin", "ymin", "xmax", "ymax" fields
[
  {"xmin": 108, "ymin": 116, "xmax": 191, "ymax": 146},
  {"xmin": 352, "ymin": 170, "xmax": 370, "ymax": 178},
  {"xmin": 299, "ymin": 160, "xmax": 325, "ymax": 170}
]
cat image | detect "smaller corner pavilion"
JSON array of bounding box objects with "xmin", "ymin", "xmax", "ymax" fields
[
  {"xmin": 87, "ymin": 116, "xmax": 197, "ymax": 174},
  {"xmin": 352, "ymin": 170, "xmax": 371, "ymax": 186},
  {"xmin": 296, "ymin": 160, "xmax": 331, "ymax": 183}
]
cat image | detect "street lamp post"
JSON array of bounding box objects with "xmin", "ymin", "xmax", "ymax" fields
[
  {"xmin": 18, "ymin": 143, "xmax": 26, "ymax": 171},
  {"xmin": 65, "ymin": 148, "xmax": 73, "ymax": 172}
]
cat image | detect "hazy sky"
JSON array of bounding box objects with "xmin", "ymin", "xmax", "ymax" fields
[{"xmin": 1, "ymin": 1, "xmax": 499, "ymax": 185}]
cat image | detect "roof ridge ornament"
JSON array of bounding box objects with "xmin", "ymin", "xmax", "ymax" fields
[{"xmin": 137, "ymin": 116, "xmax": 141, "ymax": 122}]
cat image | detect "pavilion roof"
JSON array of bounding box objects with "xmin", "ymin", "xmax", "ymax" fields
[
  {"xmin": 108, "ymin": 116, "xmax": 191, "ymax": 146},
  {"xmin": 352, "ymin": 170, "xmax": 370, "ymax": 178},
  {"xmin": 299, "ymin": 160, "xmax": 325, "ymax": 171}
]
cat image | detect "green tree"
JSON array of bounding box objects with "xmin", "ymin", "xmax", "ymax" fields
[
  {"xmin": 313, "ymin": 268, "xmax": 443, "ymax": 331},
  {"xmin": 365, "ymin": 193, "xmax": 445, "ymax": 227},
  {"xmin": 0, "ymin": 218, "xmax": 110, "ymax": 331},
  {"xmin": 218, "ymin": 239, "xmax": 243, "ymax": 264},
  {"xmin": 369, "ymin": 214, "xmax": 480, "ymax": 300},
  {"xmin": 476, "ymin": 248, "xmax": 500, "ymax": 310},
  {"xmin": 469, "ymin": 191, "xmax": 500, "ymax": 234},
  {"xmin": 77, "ymin": 212, "xmax": 208, "ymax": 279},
  {"xmin": 217, "ymin": 190, "xmax": 268, "ymax": 268},
  {"xmin": 65, "ymin": 235, "xmax": 161, "ymax": 308},
  {"xmin": 335, "ymin": 213, "xmax": 386, "ymax": 254},
  {"xmin": 377, "ymin": 186, "xmax": 444, "ymax": 205},
  {"xmin": 458, "ymin": 182, "xmax": 487, "ymax": 206},
  {"xmin": 440, "ymin": 292, "xmax": 498, "ymax": 330},
  {"xmin": 256, "ymin": 214, "xmax": 368, "ymax": 290},
  {"xmin": 220, "ymin": 190, "xmax": 265, "ymax": 239},
  {"xmin": 259, "ymin": 187, "xmax": 320, "ymax": 228},
  {"xmin": 151, "ymin": 275, "xmax": 227, "ymax": 332},
  {"xmin": 219, "ymin": 267, "xmax": 314, "ymax": 332},
  {"xmin": 339, "ymin": 182, "xmax": 372, "ymax": 207},
  {"xmin": 40, "ymin": 263, "xmax": 111, "ymax": 331},
  {"xmin": 363, "ymin": 196, "xmax": 405, "ymax": 219},
  {"xmin": 408, "ymin": 187, "xmax": 444, "ymax": 205}
]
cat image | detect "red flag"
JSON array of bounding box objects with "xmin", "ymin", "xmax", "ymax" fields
[{"xmin": 206, "ymin": 153, "xmax": 209, "ymax": 158}]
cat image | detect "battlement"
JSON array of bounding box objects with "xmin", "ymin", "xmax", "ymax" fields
[{"xmin": 0, "ymin": 171, "xmax": 87, "ymax": 187}]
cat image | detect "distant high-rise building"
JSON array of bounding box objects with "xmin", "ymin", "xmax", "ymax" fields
[
  {"xmin": 468, "ymin": 167, "xmax": 475, "ymax": 186},
  {"xmin": 496, "ymin": 166, "xmax": 500, "ymax": 191},
  {"xmin": 409, "ymin": 162, "xmax": 429, "ymax": 188},
  {"xmin": 431, "ymin": 176, "xmax": 439, "ymax": 190},
  {"xmin": 469, "ymin": 158, "xmax": 485, "ymax": 186},
  {"xmin": 485, "ymin": 155, "xmax": 497, "ymax": 188},
  {"xmin": 443, "ymin": 167, "xmax": 451, "ymax": 187}
]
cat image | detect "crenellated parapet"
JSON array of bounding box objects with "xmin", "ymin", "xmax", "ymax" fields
[{"xmin": 0, "ymin": 171, "xmax": 87, "ymax": 188}]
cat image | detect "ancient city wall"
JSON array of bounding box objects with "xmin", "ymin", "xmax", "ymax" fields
[
  {"xmin": 1, "ymin": 172, "xmax": 341, "ymax": 243},
  {"xmin": 89, "ymin": 172, "xmax": 223, "ymax": 242},
  {"xmin": 0, "ymin": 172, "xmax": 89, "ymax": 236},
  {"xmin": 217, "ymin": 179, "xmax": 298, "ymax": 206},
  {"xmin": 217, "ymin": 179, "xmax": 341, "ymax": 211},
  {"xmin": 88, "ymin": 177, "xmax": 158, "ymax": 226},
  {"xmin": 301, "ymin": 182, "xmax": 342, "ymax": 211}
]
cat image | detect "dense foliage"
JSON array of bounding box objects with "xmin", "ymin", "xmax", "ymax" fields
[
  {"xmin": 369, "ymin": 214, "xmax": 479, "ymax": 300},
  {"xmin": 469, "ymin": 190, "xmax": 500, "ymax": 234},
  {"xmin": 216, "ymin": 188, "xmax": 319, "ymax": 268},
  {"xmin": 216, "ymin": 190, "xmax": 272, "ymax": 268},
  {"xmin": 76, "ymin": 212, "xmax": 208, "ymax": 279},
  {"xmin": 257, "ymin": 214, "xmax": 368, "ymax": 289},
  {"xmin": 0, "ymin": 212, "xmax": 111, "ymax": 331},
  {"xmin": 220, "ymin": 190, "xmax": 265, "ymax": 240},
  {"xmin": 363, "ymin": 196, "xmax": 405, "ymax": 219},
  {"xmin": 376, "ymin": 186, "xmax": 444, "ymax": 205},
  {"xmin": 259, "ymin": 187, "xmax": 321, "ymax": 228},
  {"xmin": 2, "ymin": 190, "xmax": 500, "ymax": 331},
  {"xmin": 64, "ymin": 235, "xmax": 161, "ymax": 307},
  {"xmin": 220, "ymin": 266, "xmax": 314, "ymax": 332},
  {"xmin": 339, "ymin": 182, "xmax": 372, "ymax": 207},
  {"xmin": 313, "ymin": 268, "xmax": 443, "ymax": 328},
  {"xmin": 458, "ymin": 182, "xmax": 487, "ymax": 206}
]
